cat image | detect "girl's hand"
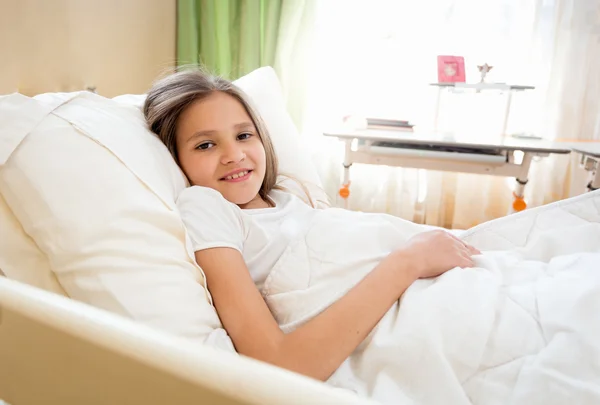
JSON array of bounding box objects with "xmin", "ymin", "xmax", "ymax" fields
[{"xmin": 394, "ymin": 230, "xmax": 481, "ymax": 279}]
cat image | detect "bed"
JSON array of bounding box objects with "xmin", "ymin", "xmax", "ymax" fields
[
  {"xmin": 0, "ymin": 276, "xmax": 372, "ymax": 405},
  {"xmin": 1, "ymin": 66, "xmax": 599, "ymax": 405}
]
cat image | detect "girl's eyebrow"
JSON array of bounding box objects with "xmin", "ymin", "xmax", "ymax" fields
[
  {"xmin": 187, "ymin": 122, "xmax": 255, "ymax": 142},
  {"xmin": 187, "ymin": 130, "xmax": 217, "ymax": 142},
  {"xmin": 234, "ymin": 122, "xmax": 255, "ymax": 131}
]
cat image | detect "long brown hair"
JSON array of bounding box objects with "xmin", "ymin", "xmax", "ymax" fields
[{"xmin": 143, "ymin": 67, "xmax": 280, "ymax": 205}]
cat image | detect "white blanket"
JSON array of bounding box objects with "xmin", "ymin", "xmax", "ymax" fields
[{"xmin": 262, "ymin": 190, "xmax": 600, "ymax": 404}]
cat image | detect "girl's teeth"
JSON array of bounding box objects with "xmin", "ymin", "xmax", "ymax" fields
[{"xmin": 226, "ymin": 171, "xmax": 248, "ymax": 180}]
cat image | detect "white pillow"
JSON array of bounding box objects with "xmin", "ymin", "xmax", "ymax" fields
[
  {"xmin": 0, "ymin": 92, "xmax": 224, "ymax": 344},
  {"xmin": 0, "ymin": 192, "xmax": 66, "ymax": 295},
  {"xmin": 0, "ymin": 94, "xmax": 67, "ymax": 294},
  {"xmin": 0, "ymin": 66, "xmax": 323, "ymax": 346}
]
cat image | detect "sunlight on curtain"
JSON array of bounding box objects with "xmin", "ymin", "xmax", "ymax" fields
[
  {"xmin": 177, "ymin": 0, "xmax": 282, "ymax": 79},
  {"xmin": 283, "ymin": 0, "xmax": 600, "ymax": 228}
]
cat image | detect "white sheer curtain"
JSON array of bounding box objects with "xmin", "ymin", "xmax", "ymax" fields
[{"xmin": 274, "ymin": 0, "xmax": 600, "ymax": 228}]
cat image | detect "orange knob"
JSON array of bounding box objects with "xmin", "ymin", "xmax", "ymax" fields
[
  {"xmin": 512, "ymin": 194, "xmax": 527, "ymax": 212},
  {"xmin": 339, "ymin": 185, "xmax": 350, "ymax": 199}
]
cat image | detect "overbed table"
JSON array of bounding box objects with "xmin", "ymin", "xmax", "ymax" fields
[{"xmin": 323, "ymin": 128, "xmax": 572, "ymax": 212}]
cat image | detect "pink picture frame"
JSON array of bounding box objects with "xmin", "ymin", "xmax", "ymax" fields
[{"xmin": 437, "ymin": 55, "xmax": 466, "ymax": 83}]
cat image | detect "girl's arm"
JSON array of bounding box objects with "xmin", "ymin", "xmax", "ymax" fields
[{"xmin": 196, "ymin": 230, "xmax": 478, "ymax": 382}]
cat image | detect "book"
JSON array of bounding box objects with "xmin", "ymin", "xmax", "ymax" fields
[
  {"xmin": 367, "ymin": 124, "xmax": 414, "ymax": 132},
  {"xmin": 366, "ymin": 118, "xmax": 414, "ymax": 128}
]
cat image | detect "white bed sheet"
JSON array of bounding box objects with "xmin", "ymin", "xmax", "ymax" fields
[{"xmin": 264, "ymin": 190, "xmax": 600, "ymax": 404}]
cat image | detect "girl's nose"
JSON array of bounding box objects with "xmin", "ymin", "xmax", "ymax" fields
[{"xmin": 221, "ymin": 142, "xmax": 246, "ymax": 165}]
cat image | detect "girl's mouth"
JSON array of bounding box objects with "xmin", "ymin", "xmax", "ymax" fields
[{"xmin": 221, "ymin": 170, "xmax": 252, "ymax": 182}]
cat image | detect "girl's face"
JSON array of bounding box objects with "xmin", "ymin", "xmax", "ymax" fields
[{"xmin": 176, "ymin": 91, "xmax": 267, "ymax": 208}]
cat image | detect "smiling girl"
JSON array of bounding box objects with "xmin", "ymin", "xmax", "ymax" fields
[{"xmin": 143, "ymin": 69, "xmax": 480, "ymax": 382}]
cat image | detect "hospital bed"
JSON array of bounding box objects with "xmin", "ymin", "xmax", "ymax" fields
[
  {"xmin": 0, "ymin": 277, "xmax": 374, "ymax": 405},
  {"xmin": 1, "ymin": 66, "xmax": 599, "ymax": 405}
]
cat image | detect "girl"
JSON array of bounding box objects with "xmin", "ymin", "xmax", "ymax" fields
[{"xmin": 143, "ymin": 69, "xmax": 480, "ymax": 382}]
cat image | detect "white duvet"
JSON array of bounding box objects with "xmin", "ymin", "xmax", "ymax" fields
[{"xmin": 262, "ymin": 190, "xmax": 600, "ymax": 405}]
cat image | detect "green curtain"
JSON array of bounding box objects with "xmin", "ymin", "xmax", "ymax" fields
[{"xmin": 177, "ymin": 0, "xmax": 283, "ymax": 80}]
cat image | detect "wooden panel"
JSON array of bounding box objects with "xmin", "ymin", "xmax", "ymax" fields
[{"xmin": 0, "ymin": 0, "xmax": 176, "ymax": 96}]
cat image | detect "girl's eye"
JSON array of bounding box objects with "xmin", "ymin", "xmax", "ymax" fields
[
  {"xmin": 196, "ymin": 142, "xmax": 214, "ymax": 150},
  {"xmin": 237, "ymin": 132, "xmax": 253, "ymax": 141}
]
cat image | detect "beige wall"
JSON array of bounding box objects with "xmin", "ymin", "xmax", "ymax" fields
[{"xmin": 0, "ymin": 0, "xmax": 176, "ymax": 97}]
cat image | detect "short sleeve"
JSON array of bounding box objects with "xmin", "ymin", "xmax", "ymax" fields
[{"xmin": 176, "ymin": 186, "xmax": 245, "ymax": 253}]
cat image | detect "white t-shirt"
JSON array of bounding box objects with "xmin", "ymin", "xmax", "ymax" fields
[{"xmin": 176, "ymin": 186, "xmax": 317, "ymax": 290}]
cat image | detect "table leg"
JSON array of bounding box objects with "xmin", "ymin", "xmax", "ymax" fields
[
  {"xmin": 510, "ymin": 152, "xmax": 533, "ymax": 213},
  {"xmin": 587, "ymin": 157, "xmax": 600, "ymax": 191},
  {"xmin": 339, "ymin": 140, "xmax": 352, "ymax": 209}
]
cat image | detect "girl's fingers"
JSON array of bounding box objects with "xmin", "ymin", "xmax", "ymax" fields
[
  {"xmin": 459, "ymin": 244, "xmax": 471, "ymax": 257},
  {"xmin": 447, "ymin": 232, "xmax": 481, "ymax": 255},
  {"xmin": 460, "ymin": 254, "xmax": 475, "ymax": 268},
  {"xmin": 467, "ymin": 245, "xmax": 481, "ymax": 255}
]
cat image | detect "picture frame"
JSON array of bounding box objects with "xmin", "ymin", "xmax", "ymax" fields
[{"xmin": 437, "ymin": 55, "xmax": 466, "ymax": 83}]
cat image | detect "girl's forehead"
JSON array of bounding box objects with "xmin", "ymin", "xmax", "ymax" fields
[
  {"xmin": 189, "ymin": 92, "xmax": 249, "ymax": 119},
  {"xmin": 177, "ymin": 92, "xmax": 255, "ymax": 139}
]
